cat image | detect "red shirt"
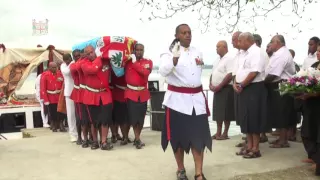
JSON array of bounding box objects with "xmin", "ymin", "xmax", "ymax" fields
[
  {"xmin": 70, "ymin": 62, "xmax": 80, "ymax": 103},
  {"xmin": 110, "ymin": 71, "xmax": 126, "ymax": 102},
  {"xmin": 76, "ymin": 58, "xmax": 88, "ymax": 103},
  {"xmin": 40, "ymin": 70, "xmax": 64, "ymax": 104},
  {"xmin": 81, "ymin": 57, "xmax": 112, "ymax": 106},
  {"xmin": 124, "ymin": 59, "xmax": 153, "ymax": 102}
]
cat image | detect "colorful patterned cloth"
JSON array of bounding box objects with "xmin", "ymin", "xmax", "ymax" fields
[{"xmin": 72, "ymin": 36, "xmax": 138, "ymax": 77}]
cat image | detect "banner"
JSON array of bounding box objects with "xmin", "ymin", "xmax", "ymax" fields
[{"xmin": 32, "ymin": 19, "xmax": 48, "ymax": 36}]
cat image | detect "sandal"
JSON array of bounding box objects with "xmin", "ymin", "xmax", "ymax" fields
[
  {"xmin": 133, "ymin": 139, "xmax": 145, "ymax": 146},
  {"xmin": 235, "ymin": 142, "xmax": 246, "ymax": 148},
  {"xmin": 91, "ymin": 141, "xmax": 100, "ymax": 150},
  {"xmin": 236, "ymin": 148, "xmax": 248, "ymax": 156},
  {"xmin": 194, "ymin": 173, "xmax": 207, "ymax": 180},
  {"xmin": 111, "ymin": 136, "xmax": 117, "ymax": 143},
  {"xmin": 101, "ymin": 142, "xmax": 113, "ymax": 150},
  {"xmin": 176, "ymin": 169, "xmax": 188, "ymax": 180},
  {"xmin": 135, "ymin": 139, "xmax": 145, "ymax": 149},
  {"xmin": 211, "ymin": 134, "xmax": 219, "ymax": 140},
  {"xmin": 259, "ymin": 136, "xmax": 268, "ymax": 143},
  {"xmin": 269, "ymin": 139, "xmax": 279, "ymax": 144},
  {"xmin": 269, "ymin": 143, "xmax": 290, "ymax": 148},
  {"xmin": 243, "ymin": 150, "xmax": 261, "ymax": 159},
  {"xmin": 216, "ymin": 135, "xmax": 230, "ymax": 140},
  {"xmin": 120, "ymin": 138, "xmax": 129, "ymax": 146},
  {"xmin": 76, "ymin": 138, "xmax": 83, "ymax": 145},
  {"xmin": 82, "ymin": 140, "xmax": 89, "ymax": 148}
]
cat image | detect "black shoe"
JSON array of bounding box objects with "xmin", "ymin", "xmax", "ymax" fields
[
  {"xmin": 176, "ymin": 169, "xmax": 188, "ymax": 180},
  {"xmin": 76, "ymin": 138, "xmax": 82, "ymax": 145},
  {"xmin": 135, "ymin": 139, "xmax": 145, "ymax": 149},
  {"xmin": 82, "ymin": 140, "xmax": 89, "ymax": 148},
  {"xmin": 101, "ymin": 142, "xmax": 113, "ymax": 150},
  {"xmin": 91, "ymin": 141, "xmax": 99, "ymax": 150},
  {"xmin": 120, "ymin": 138, "xmax": 129, "ymax": 146},
  {"xmin": 116, "ymin": 134, "xmax": 122, "ymax": 140},
  {"xmin": 111, "ymin": 136, "xmax": 117, "ymax": 143},
  {"xmin": 194, "ymin": 174, "xmax": 206, "ymax": 180}
]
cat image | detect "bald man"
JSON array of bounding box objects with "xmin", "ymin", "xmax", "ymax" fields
[
  {"xmin": 233, "ymin": 32, "xmax": 268, "ymax": 158},
  {"xmin": 265, "ymin": 35, "xmax": 296, "ymax": 148},
  {"xmin": 210, "ymin": 40, "xmax": 235, "ymax": 140},
  {"xmin": 40, "ymin": 62, "xmax": 64, "ymax": 132}
]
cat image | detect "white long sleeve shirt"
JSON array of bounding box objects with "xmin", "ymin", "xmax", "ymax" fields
[
  {"xmin": 159, "ymin": 46, "xmax": 206, "ymax": 116},
  {"xmin": 60, "ymin": 61, "xmax": 75, "ymax": 97}
]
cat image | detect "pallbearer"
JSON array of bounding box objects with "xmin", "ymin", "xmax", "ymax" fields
[
  {"xmin": 110, "ymin": 71, "xmax": 131, "ymax": 145},
  {"xmin": 159, "ymin": 24, "xmax": 211, "ymax": 180},
  {"xmin": 81, "ymin": 45, "xmax": 113, "ymax": 150},
  {"xmin": 73, "ymin": 50, "xmax": 91, "ymax": 148},
  {"xmin": 70, "ymin": 49, "xmax": 83, "ymax": 145},
  {"xmin": 125, "ymin": 43, "xmax": 153, "ymax": 149}
]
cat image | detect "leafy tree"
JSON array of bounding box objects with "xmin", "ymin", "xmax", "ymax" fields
[{"xmin": 134, "ymin": 0, "xmax": 316, "ymax": 33}]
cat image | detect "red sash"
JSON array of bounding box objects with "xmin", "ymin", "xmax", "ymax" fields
[{"xmin": 167, "ymin": 85, "xmax": 210, "ymax": 116}]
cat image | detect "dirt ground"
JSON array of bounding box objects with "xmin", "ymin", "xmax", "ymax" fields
[{"xmin": 230, "ymin": 165, "xmax": 319, "ymax": 180}]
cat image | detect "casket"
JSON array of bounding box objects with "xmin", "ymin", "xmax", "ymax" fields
[{"xmin": 72, "ymin": 36, "xmax": 138, "ymax": 77}]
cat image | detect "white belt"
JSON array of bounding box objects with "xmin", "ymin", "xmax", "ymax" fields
[
  {"xmin": 47, "ymin": 90, "xmax": 61, "ymax": 94},
  {"xmin": 80, "ymin": 84, "xmax": 86, "ymax": 89},
  {"xmin": 74, "ymin": 85, "xmax": 80, "ymax": 89},
  {"xmin": 86, "ymin": 86, "xmax": 106, "ymax": 93},
  {"xmin": 115, "ymin": 84, "xmax": 126, "ymax": 90},
  {"xmin": 127, "ymin": 84, "xmax": 145, "ymax": 91}
]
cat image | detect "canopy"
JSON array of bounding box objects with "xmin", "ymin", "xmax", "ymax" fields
[{"xmin": 0, "ymin": 46, "xmax": 71, "ymax": 102}]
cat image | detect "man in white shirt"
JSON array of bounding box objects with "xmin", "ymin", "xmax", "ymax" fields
[
  {"xmin": 159, "ymin": 24, "xmax": 211, "ymax": 180},
  {"xmin": 233, "ymin": 32, "xmax": 268, "ymax": 159},
  {"xmin": 254, "ymin": 34, "xmax": 270, "ymax": 143},
  {"xmin": 265, "ymin": 35, "xmax": 296, "ymax": 148},
  {"xmin": 35, "ymin": 73, "xmax": 49, "ymax": 128},
  {"xmin": 210, "ymin": 40, "xmax": 234, "ymax": 140},
  {"xmin": 302, "ymin": 37, "xmax": 320, "ymax": 70},
  {"xmin": 61, "ymin": 54, "xmax": 77, "ymax": 142}
]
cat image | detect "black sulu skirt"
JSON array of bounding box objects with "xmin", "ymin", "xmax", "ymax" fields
[
  {"xmin": 236, "ymin": 82, "xmax": 268, "ymax": 134},
  {"xmin": 234, "ymin": 91, "xmax": 241, "ymax": 126},
  {"xmin": 112, "ymin": 101, "xmax": 128, "ymax": 125},
  {"xmin": 212, "ymin": 85, "xmax": 235, "ymax": 121},
  {"xmin": 161, "ymin": 107, "xmax": 212, "ymax": 154},
  {"xmin": 87, "ymin": 100, "xmax": 113, "ymax": 127},
  {"xmin": 80, "ymin": 103, "xmax": 90, "ymax": 126},
  {"xmin": 266, "ymin": 82, "xmax": 297, "ymax": 129},
  {"xmin": 127, "ymin": 99, "xmax": 147, "ymax": 126},
  {"xmin": 301, "ymin": 97, "xmax": 320, "ymax": 143}
]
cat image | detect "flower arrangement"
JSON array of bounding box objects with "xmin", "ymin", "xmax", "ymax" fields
[{"xmin": 278, "ymin": 67, "xmax": 320, "ymax": 96}]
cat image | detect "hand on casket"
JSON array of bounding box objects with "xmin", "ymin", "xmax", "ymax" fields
[{"xmin": 130, "ymin": 54, "xmax": 137, "ymax": 63}]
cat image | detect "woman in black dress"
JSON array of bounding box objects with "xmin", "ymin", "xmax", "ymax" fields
[{"xmin": 298, "ymin": 44, "xmax": 320, "ymax": 176}]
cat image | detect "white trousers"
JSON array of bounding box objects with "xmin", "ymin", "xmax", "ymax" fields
[
  {"xmin": 39, "ymin": 101, "xmax": 48, "ymax": 125},
  {"xmin": 66, "ymin": 96, "xmax": 77, "ymax": 138}
]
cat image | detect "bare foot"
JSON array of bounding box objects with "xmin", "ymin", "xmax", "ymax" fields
[
  {"xmin": 301, "ymin": 158, "xmax": 314, "ymax": 164},
  {"xmin": 311, "ymin": 163, "xmax": 316, "ymax": 170}
]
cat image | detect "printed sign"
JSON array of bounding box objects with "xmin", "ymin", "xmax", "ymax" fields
[{"xmin": 32, "ymin": 19, "xmax": 48, "ymax": 36}]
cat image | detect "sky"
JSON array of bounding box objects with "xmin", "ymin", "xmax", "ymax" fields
[{"xmin": 0, "ymin": 0, "xmax": 319, "ymax": 66}]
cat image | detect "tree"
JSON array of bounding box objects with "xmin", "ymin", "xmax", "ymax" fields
[{"xmin": 134, "ymin": 0, "xmax": 316, "ymax": 34}]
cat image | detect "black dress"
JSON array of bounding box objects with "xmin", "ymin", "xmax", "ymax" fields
[{"xmin": 301, "ymin": 61, "xmax": 320, "ymax": 164}]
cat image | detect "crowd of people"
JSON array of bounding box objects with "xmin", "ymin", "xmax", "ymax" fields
[
  {"xmin": 35, "ymin": 43, "xmax": 152, "ymax": 150},
  {"xmin": 33, "ymin": 24, "xmax": 320, "ymax": 180}
]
